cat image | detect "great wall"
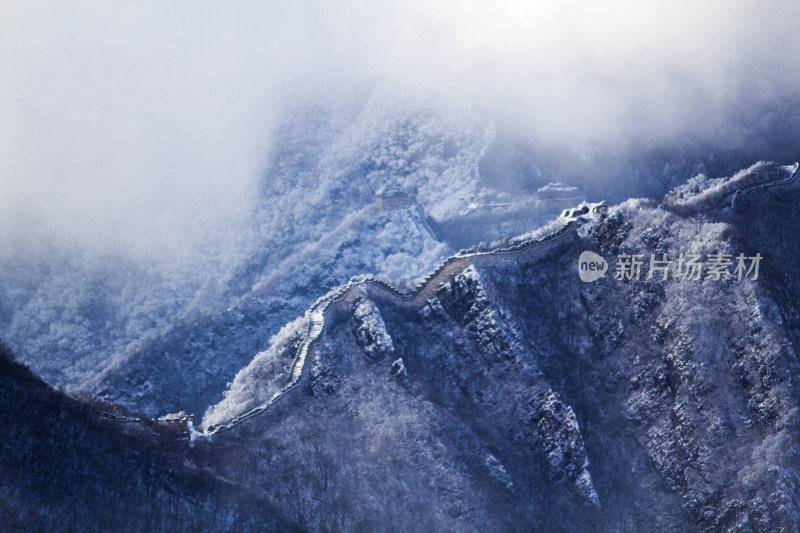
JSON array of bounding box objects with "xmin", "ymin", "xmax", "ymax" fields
[
  {"xmin": 200, "ymin": 161, "xmax": 799, "ymax": 438},
  {"xmin": 96, "ymin": 161, "xmax": 798, "ymax": 441},
  {"xmin": 201, "ymin": 217, "xmax": 583, "ymax": 437}
]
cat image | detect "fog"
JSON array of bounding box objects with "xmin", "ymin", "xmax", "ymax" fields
[{"xmin": 2, "ymin": 1, "xmax": 799, "ymax": 256}]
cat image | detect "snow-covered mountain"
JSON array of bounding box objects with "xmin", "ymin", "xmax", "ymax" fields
[
  {"xmin": 187, "ymin": 161, "xmax": 800, "ymax": 531},
  {"xmin": 4, "ymin": 67, "xmax": 800, "ymax": 531},
  {"xmin": 6, "ymin": 1, "xmax": 800, "ymax": 530},
  {"xmin": 5, "ymin": 159, "xmax": 799, "ymax": 531},
  {"xmin": 0, "ymin": 90, "xmax": 516, "ymax": 416},
  {"xmin": 5, "ymin": 85, "xmax": 796, "ymax": 422}
]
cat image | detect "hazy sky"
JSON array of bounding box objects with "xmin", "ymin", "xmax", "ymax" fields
[{"xmin": 2, "ymin": 1, "xmax": 798, "ymax": 255}]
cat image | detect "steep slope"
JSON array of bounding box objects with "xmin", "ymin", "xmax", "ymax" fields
[
  {"xmin": 0, "ymin": 342, "xmax": 299, "ymax": 532},
  {"xmin": 191, "ymin": 161, "xmax": 800, "ymax": 531}
]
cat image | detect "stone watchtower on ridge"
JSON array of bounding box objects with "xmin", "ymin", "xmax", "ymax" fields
[{"xmin": 375, "ymin": 185, "xmax": 416, "ymax": 210}]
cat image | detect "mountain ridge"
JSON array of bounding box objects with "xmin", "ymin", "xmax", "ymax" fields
[{"xmin": 3, "ymin": 159, "xmax": 800, "ymax": 531}]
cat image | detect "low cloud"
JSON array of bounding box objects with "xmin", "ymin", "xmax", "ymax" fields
[{"xmin": 1, "ymin": 1, "xmax": 798, "ymax": 255}]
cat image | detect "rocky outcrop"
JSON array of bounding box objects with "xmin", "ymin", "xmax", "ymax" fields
[
  {"xmin": 352, "ymin": 297, "xmax": 395, "ymax": 361},
  {"xmin": 532, "ymin": 389, "xmax": 600, "ymax": 508}
]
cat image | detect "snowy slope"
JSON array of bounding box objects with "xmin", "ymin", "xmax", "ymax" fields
[{"xmin": 0, "ymin": 88, "xmax": 498, "ymax": 417}]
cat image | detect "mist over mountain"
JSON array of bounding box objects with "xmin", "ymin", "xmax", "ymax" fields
[
  {"xmin": 4, "ymin": 88, "xmax": 800, "ymax": 417},
  {"xmin": 3, "ymin": 2, "xmax": 800, "ymax": 532},
  {"xmin": 4, "ymin": 160, "xmax": 800, "ymax": 531}
]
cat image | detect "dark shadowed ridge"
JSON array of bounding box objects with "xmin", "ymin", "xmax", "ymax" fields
[{"xmin": 0, "ymin": 341, "xmax": 301, "ymax": 533}]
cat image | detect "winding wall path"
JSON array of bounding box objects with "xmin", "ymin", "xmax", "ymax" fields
[
  {"xmin": 664, "ymin": 162, "xmax": 798, "ymax": 214},
  {"xmin": 410, "ymin": 202, "xmax": 441, "ymax": 242},
  {"xmin": 119, "ymin": 160, "xmax": 800, "ymax": 440},
  {"xmin": 202, "ymin": 219, "xmax": 580, "ymax": 436}
]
